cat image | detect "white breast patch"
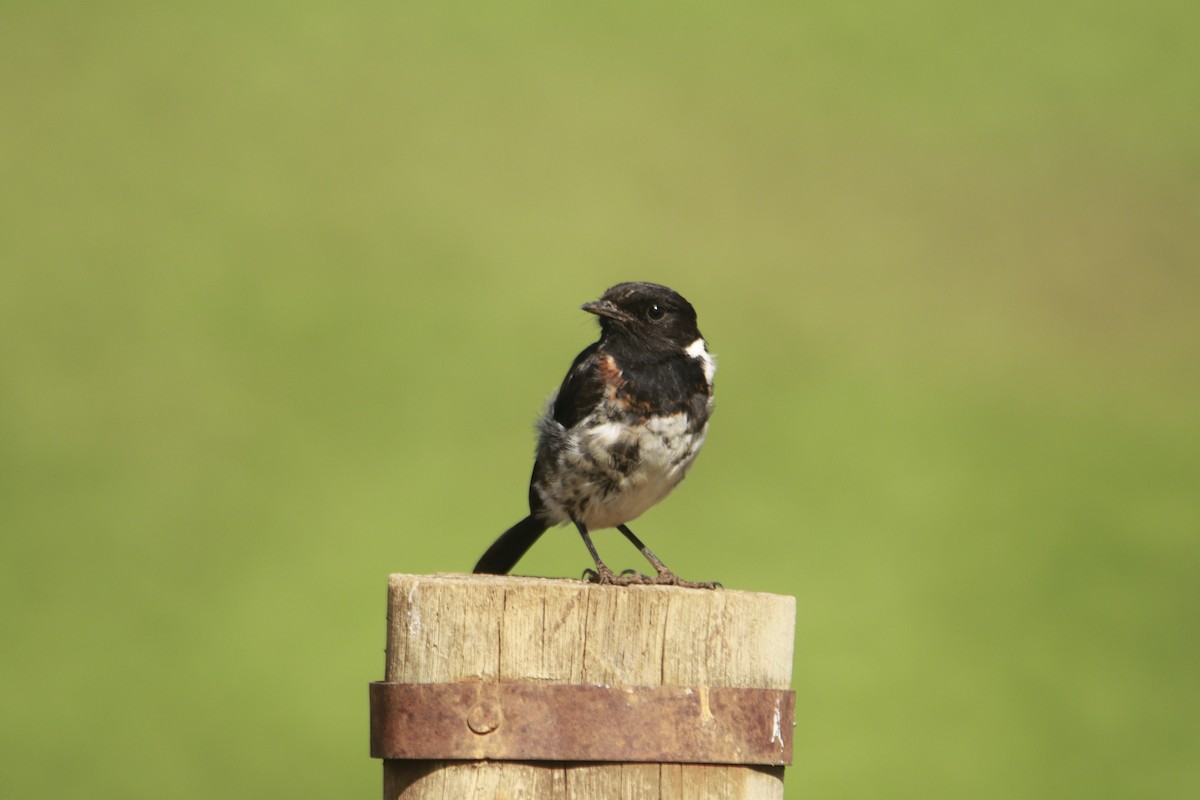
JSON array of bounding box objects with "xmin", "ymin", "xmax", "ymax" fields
[{"xmin": 538, "ymin": 411, "xmax": 708, "ymax": 531}]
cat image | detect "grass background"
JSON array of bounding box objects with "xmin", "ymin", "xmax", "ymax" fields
[{"xmin": 2, "ymin": 2, "xmax": 1197, "ymax": 797}]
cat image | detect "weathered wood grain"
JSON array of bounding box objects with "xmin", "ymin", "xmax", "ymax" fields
[{"xmin": 382, "ymin": 573, "xmax": 795, "ymax": 799}]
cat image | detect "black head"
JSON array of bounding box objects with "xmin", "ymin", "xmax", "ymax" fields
[{"xmin": 581, "ymin": 282, "xmax": 702, "ymax": 352}]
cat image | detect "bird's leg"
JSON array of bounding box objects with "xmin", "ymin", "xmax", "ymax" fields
[
  {"xmin": 617, "ymin": 524, "xmax": 721, "ymax": 590},
  {"xmin": 575, "ymin": 522, "xmax": 621, "ymax": 584},
  {"xmin": 616, "ymin": 524, "xmax": 670, "ymax": 577}
]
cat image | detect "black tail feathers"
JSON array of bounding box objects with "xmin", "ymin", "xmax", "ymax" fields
[{"xmin": 473, "ymin": 515, "xmax": 548, "ymax": 575}]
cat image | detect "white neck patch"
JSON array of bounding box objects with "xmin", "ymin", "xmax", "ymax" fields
[{"xmin": 685, "ymin": 337, "xmax": 716, "ymax": 384}]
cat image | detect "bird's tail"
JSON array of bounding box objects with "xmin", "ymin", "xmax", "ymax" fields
[{"xmin": 473, "ymin": 515, "xmax": 548, "ymax": 575}]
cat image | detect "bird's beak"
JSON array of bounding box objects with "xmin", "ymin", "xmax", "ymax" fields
[{"xmin": 581, "ymin": 299, "xmax": 635, "ymax": 324}]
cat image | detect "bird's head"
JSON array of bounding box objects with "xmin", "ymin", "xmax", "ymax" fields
[{"xmin": 582, "ymin": 282, "xmax": 703, "ymax": 353}]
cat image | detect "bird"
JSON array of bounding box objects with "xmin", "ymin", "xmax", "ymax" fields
[{"xmin": 473, "ymin": 281, "xmax": 717, "ymax": 588}]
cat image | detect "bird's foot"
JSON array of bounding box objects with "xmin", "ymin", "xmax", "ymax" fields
[
  {"xmin": 648, "ymin": 569, "xmax": 722, "ymax": 590},
  {"xmin": 584, "ymin": 566, "xmax": 721, "ymax": 589},
  {"xmin": 582, "ymin": 565, "xmax": 625, "ymax": 585}
]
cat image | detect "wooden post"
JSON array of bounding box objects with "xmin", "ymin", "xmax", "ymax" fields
[{"xmin": 376, "ymin": 573, "xmax": 796, "ymax": 799}]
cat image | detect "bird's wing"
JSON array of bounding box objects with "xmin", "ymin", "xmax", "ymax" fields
[{"xmin": 548, "ymin": 341, "xmax": 606, "ymax": 430}]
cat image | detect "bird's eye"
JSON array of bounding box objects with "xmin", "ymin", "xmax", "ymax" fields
[{"xmin": 646, "ymin": 304, "xmax": 666, "ymax": 321}]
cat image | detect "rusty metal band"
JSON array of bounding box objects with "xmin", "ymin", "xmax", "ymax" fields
[{"xmin": 369, "ymin": 681, "xmax": 793, "ymax": 765}]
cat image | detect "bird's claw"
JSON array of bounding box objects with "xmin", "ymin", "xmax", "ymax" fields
[
  {"xmin": 584, "ymin": 566, "xmax": 721, "ymax": 589},
  {"xmin": 649, "ymin": 570, "xmax": 722, "ymax": 590}
]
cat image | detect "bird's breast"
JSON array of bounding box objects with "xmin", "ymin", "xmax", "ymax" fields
[{"xmin": 537, "ymin": 405, "xmax": 707, "ymax": 530}]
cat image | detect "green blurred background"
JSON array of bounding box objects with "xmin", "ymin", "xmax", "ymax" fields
[{"xmin": 2, "ymin": 2, "xmax": 1197, "ymax": 797}]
